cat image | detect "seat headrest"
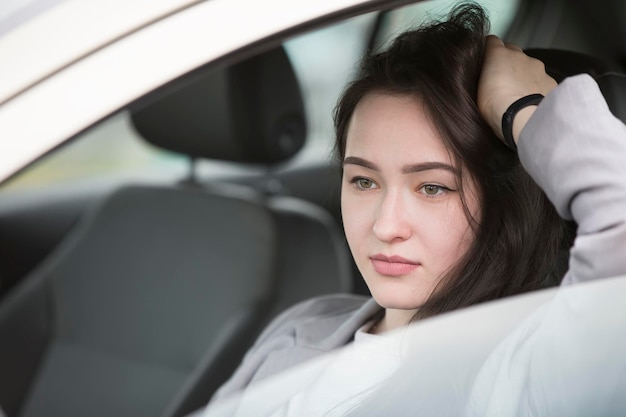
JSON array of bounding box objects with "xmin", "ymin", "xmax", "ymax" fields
[
  {"xmin": 596, "ymin": 73, "xmax": 626, "ymax": 122},
  {"xmin": 525, "ymin": 48, "xmax": 626, "ymax": 122},
  {"xmin": 525, "ymin": 48, "xmax": 610, "ymax": 82},
  {"xmin": 130, "ymin": 46, "xmax": 306, "ymax": 164}
]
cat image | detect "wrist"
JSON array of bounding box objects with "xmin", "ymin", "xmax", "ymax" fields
[
  {"xmin": 511, "ymin": 105, "xmax": 538, "ymax": 145},
  {"xmin": 501, "ymin": 93, "xmax": 544, "ymax": 150},
  {"xmin": 513, "ymin": 104, "xmax": 537, "ymax": 146}
]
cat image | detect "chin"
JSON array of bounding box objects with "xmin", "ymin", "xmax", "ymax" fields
[
  {"xmin": 368, "ymin": 286, "xmax": 429, "ymax": 311},
  {"xmin": 360, "ymin": 268, "xmax": 438, "ymax": 310}
]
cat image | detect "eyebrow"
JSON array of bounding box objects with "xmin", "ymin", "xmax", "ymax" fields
[{"xmin": 343, "ymin": 156, "xmax": 458, "ymax": 175}]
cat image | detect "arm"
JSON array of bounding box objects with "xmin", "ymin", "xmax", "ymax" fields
[
  {"xmin": 478, "ymin": 36, "xmax": 626, "ymax": 284},
  {"xmin": 519, "ymin": 74, "xmax": 626, "ymax": 283}
]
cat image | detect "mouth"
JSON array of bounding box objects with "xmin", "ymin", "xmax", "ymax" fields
[{"xmin": 370, "ymin": 254, "xmax": 420, "ymax": 277}]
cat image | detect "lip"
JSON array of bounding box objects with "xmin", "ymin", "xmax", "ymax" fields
[{"xmin": 370, "ymin": 254, "xmax": 420, "ymax": 277}]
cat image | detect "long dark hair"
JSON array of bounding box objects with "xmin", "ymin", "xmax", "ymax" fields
[{"xmin": 334, "ymin": 3, "xmax": 571, "ymax": 319}]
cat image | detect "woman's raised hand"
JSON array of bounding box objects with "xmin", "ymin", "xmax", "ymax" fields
[{"xmin": 478, "ymin": 35, "xmax": 557, "ymax": 144}]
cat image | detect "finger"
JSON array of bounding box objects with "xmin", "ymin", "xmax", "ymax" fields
[
  {"xmin": 485, "ymin": 34, "xmax": 504, "ymax": 47},
  {"xmin": 504, "ymin": 41, "xmax": 523, "ymax": 52}
]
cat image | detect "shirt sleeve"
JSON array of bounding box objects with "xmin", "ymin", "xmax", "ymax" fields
[{"xmin": 517, "ymin": 73, "xmax": 626, "ymax": 285}]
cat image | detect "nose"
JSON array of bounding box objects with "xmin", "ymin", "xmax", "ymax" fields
[{"xmin": 373, "ymin": 189, "xmax": 412, "ymax": 243}]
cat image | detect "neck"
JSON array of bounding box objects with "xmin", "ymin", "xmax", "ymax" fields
[{"xmin": 372, "ymin": 308, "xmax": 417, "ymax": 334}]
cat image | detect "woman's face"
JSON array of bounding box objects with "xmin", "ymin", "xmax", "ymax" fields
[{"xmin": 341, "ymin": 93, "xmax": 480, "ymax": 316}]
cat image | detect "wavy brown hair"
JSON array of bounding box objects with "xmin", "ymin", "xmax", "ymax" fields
[{"xmin": 334, "ymin": 3, "xmax": 571, "ymax": 319}]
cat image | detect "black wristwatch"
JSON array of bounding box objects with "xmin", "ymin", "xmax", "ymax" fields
[{"xmin": 501, "ymin": 93, "xmax": 544, "ymax": 151}]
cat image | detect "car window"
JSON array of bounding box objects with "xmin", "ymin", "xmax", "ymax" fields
[
  {"xmin": 0, "ymin": 111, "xmax": 188, "ymax": 193},
  {"xmin": 373, "ymin": 0, "xmax": 519, "ymax": 51},
  {"xmin": 0, "ymin": 13, "xmax": 376, "ymax": 193},
  {"xmin": 284, "ymin": 13, "xmax": 376, "ymax": 156},
  {"xmin": 0, "ymin": 0, "xmax": 518, "ymax": 194}
]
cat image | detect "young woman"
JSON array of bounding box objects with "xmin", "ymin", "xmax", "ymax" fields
[{"xmin": 208, "ymin": 3, "xmax": 626, "ymax": 411}]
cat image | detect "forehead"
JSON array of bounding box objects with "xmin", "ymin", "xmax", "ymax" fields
[{"xmin": 345, "ymin": 92, "xmax": 451, "ymax": 164}]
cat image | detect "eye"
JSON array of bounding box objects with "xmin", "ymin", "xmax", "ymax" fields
[
  {"xmin": 419, "ymin": 184, "xmax": 449, "ymax": 197},
  {"xmin": 350, "ymin": 177, "xmax": 378, "ymax": 190}
]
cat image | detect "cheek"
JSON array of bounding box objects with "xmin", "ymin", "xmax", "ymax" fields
[
  {"xmin": 341, "ymin": 187, "xmax": 372, "ymax": 254},
  {"xmin": 424, "ymin": 201, "xmax": 475, "ymax": 264},
  {"xmin": 436, "ymin": 177, "xmax": 481, "ymax": 260}
]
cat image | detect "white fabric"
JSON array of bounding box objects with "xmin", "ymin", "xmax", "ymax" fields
[{"xmin": 248, "ymin": 323, "xmax": 405, "ymax": 417}]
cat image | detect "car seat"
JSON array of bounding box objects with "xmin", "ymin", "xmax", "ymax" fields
[
  {"xmin": 0, "ymin": 45, "xmax": 352, "ymax": 417},
  {"xmin": 525, "ymin": 48, "xmax": 626, "ymax": 121}
]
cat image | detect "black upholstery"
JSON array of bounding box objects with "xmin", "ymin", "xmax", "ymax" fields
[
  {"xmin": 0, "ymin": 186, "xmax": 277, "ymax": 417},
  {"xmin": 131, "ymin": 47, "xmax": 306, "ymax": 164},
  {"xmin": 596, "ymin": 73, "xmax": 626, "ymax": 122},
  {"xmin": 0, "ymin": 45, "xmax": 351, "ymax": 417},
  {"xmin": 525, "ymin": 48, "xmax": 626, "ymax": 122},
  {"xmin": 525, "ymin": 48, "xmax": 611, "ymax": 82}
]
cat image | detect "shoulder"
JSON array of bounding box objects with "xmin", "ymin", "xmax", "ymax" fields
[
  {"xmin": 277, "ymin": 293, "xmax": 372, "ymax": 321},
  {"xmin": 210, "ymin": 294, "xmax": 378, "ymax": 402},
  {"xmin": 243, "ymin": 294, "xmax": 378, "ymax": 383},
  {"xmin": 254, "ymin": 294, "xmax": 374, "ymax": 348}
]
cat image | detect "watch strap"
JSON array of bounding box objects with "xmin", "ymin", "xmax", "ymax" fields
[{"xmin": 501, "ymin": 93, "xmax": 544, "ymax": 151}]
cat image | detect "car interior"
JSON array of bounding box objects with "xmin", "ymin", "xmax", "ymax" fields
[{"xmin": 0, "ymin": 0, "xmax": 625, "ymax": 416}]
